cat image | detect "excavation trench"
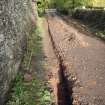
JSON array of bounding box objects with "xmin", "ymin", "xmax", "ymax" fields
[{"xmin": 46, "ymin": 17, "xmax": 73, "ymax": 105}]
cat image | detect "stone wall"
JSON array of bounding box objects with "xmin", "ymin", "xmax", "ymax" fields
[
  {"xmin": 73, "ymin": 9, "xmax": 105, "ymax": 30},
  {"xmin": 0, "ymin": 0, "xmax": 37, "ymax": 104}
]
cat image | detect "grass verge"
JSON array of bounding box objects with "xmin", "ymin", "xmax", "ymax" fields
[
  {"xmin": 6, "ymin": 17, "xmax": 53, "ymax": 105},
  {"xmin": 6, "ymin": 73, "xmax": 52, "ymax": 105},
  {"xmin": 96, "ymin": 31, "xmax": 105, "ymax": 40}
]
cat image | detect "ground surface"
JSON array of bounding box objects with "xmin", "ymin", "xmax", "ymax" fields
[
  {"xmin": 42, "ymin": 17, "xmax": 72, "ymax": 105},
  {"xmin": 42, "ymin": 18, "xmax": 59, "ymax": 104},
  {"xmin": 43, "ymin": 15, "xmax": 105, "ymax": 105}
]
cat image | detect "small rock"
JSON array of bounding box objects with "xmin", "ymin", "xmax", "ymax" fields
[{"xmin": 24, "ymin": 73, "xmax": 33, "ymax": 82}]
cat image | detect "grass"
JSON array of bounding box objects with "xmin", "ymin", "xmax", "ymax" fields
[
  {"xmin": 96, "ymin": 30, "xmax": 105, "ymax": 39},
  {"xmin": 6, "ymin": 17, "xmax": 53, "ymax": 105},
  {"xmin": 6, "ymin": 73, "xmax": 52, "ymax": 105},
  {"xmin": 22, "ymin": 22, "xmax": 42, "ymax": 70}
]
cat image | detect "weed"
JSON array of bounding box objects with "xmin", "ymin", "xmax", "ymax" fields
[
  {"xmin": 6, "ymin": 17, "xmax": 53, "ymax": 105},
  {"xmin": 6, "ymin": 73, "xmax": 52, "ymax": 105},
  {"xmin": 96, "ymin": 31, "xmax": 105, "ymax": 39},
  {"xmin": 22, "ymin": 26, "xmax": 42, "ymax": 70}
]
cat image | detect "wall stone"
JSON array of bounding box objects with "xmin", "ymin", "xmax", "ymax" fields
[{"xmin": 0, "ymin": 0, "xmax": 37, "ymax": 104}]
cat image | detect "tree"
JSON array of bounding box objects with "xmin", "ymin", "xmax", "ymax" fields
[
  {"xmin": 50, "ymin": 0, "xmax": 83, "ymax": 11},
  {"xmin": 83, "ymin": 0, "xmax": 97, "ymax": 7}
]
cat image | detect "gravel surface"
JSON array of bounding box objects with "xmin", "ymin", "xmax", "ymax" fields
[{"xmin": 47, "ymin": 15, "xmax": 105, "ymax": 105}]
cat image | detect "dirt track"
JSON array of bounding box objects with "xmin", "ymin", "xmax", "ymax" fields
[{"xmin": 43, "ymin": 15, "xmax": 105, "ymax": 105}]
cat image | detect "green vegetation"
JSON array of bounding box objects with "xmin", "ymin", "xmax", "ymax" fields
[
  {"xmin": 23, "ymin": 25, "xmax": 42, "ymax": 70},
  {"xmin": 22, "ymin": 17, "xmax": 43, "ymax": 70},
  {"xmin": 96, "ymin": 31, "xmax": 105, "ymax": 39},
  {"xmin": 49, "ymin": 0, "xmax": 105, "ymax": 14},
  {"xmin": 92, "ymin": 0, "xmax": 105, "ymax": 7},
  {"xmin": 49, "ymin": 0, "xmax": 83, "ymax": 14},
  {"xmin": 6, "ymin": 18, "xmax": 53, "ymax": 105},
  {"xmin": 36, "ymin": 0, "xmax": 105, "ymax": 15},
  {"xmin": 37, "ymin": 0, "xmax": 49, "ymax": 16},
  {"xmin": 6, "ymin": 73, "xmax": 52, "ymax": 105},
  {"xmin": 52, "ymin": 0, "xmax": 83, "ymax": 9}
]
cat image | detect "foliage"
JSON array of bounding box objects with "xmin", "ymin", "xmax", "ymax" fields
[
  {"xmin": 95, "ymin": 0, "xmax": 105, "ymax": 7},
  {"xmin": 36, "ymin": 0, "xmax": 105, "ymax": 15},
  {"xmin": 6, "ymin": 17, "xmax": 53, "ymax": 105},
  {"xmin": 50, "ymin": 0, "xmax": 83, "ymax": 14},
  {"xmin": 49, "ymin": 0, "xmax": 105, "ymax": 13},
  {"xmin": 51, "ymin": 0, "xmax": 83, "ymax": 8},
  {"xmin": 37, "ymin": 0, "xmax": 49, "ymax": 16},
  {"xmin": 22, "ymin": 17, "xmax": 44, "ymax": 70},
  {"xmin": 6, "ymin": 73, "xmax": 52, "ymax": 105}
]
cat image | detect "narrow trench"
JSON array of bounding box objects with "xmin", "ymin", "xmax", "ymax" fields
[
  {"xmin": 57, "ymin": 61, "xmax": 73, "ymax": 105},
  {"xmin": 46, "ymin": 17, "xmax": 73, "ymax": 105}
]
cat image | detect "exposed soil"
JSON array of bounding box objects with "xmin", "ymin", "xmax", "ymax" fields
[
  {"xmin": 42, "ymin": 18, "xmax": 72, "ymax": 105},
  {"xmin": 42, "ymin": 18, "xmax": 59, "ymax": 104},
  {"xmin": 43, "ymin": 14, "xmax": 105, "ymax": 105}
]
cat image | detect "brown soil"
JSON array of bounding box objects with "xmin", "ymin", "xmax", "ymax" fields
[
  {"xmin": 44, "ymin": 15, "xmax": 105, "ymax": 105},
  {"xmin": 42, "ymin": 18, "xmax": 59, "ymax": 104}
]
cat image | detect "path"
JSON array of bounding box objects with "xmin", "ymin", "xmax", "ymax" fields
[
  {"xmin": 42, "ymin": 18, "xmax": 59, "ymax": 104},
  {"xmin": 43, "ymin": 15, "xmax": 105, "ymax": 105}
]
